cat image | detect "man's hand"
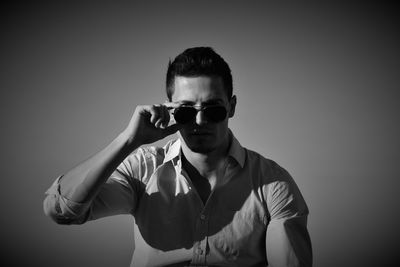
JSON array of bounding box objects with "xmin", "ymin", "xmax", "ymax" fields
[{"xmin": 122, "ymin": 102, "xmax": 182, "ymax": 148}]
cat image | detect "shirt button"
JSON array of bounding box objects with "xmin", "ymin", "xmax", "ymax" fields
[{"xmin": 200, "ymin": 214, "xmax": 206, "ymax": 220}]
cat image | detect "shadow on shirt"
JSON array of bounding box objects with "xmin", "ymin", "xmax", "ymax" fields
[{"xmin": 132, "ymin": 160, "xmax": 269, "ymax": 252}]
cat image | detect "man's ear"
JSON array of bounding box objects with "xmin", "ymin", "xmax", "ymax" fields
[{"xmin": 228, "ymin": 95, "xmax": 237, "ymax": 118}]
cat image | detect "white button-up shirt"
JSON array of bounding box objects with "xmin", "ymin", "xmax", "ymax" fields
[{"xmin": 44, "ymin": 133, "xmax": 312, "ymax": 267}]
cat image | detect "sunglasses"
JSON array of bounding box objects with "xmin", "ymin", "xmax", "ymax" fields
[{"xmin": 171, "ymin": 104, "xmax": 228, "ymax": 124}]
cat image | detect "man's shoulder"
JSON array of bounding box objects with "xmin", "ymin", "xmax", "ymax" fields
[
  {"xmin": 133, "ymin": 139, "xmax": 178, "ymax": 162},
  {"xmin": 244, "ymin": 146, "xmax": 278, "ymax": 169},
  {"xmin": 243, "ymin": 146, "xmax": 291, "ymax": 181},
  {"xmin": 120, "ymin": 139, "xmax": 178, "ymax": 183}
]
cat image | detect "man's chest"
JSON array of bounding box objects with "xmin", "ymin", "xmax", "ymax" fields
[{"xmin": 133, "ymin": 166, "xmax": 267, "ymax": 255}]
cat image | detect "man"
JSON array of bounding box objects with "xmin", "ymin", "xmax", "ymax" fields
[{"xmin": 44, "ymin": 47, "xmax": 312, "ymax": 267}]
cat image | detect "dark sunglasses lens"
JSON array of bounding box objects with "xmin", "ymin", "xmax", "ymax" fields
[
  {"xmin": 174, "ymin": 107, "xmax": 197, "ymax": 124},
  {"xmin": 204, "ymin": 106, "xmax": 227, "ymax": 122}
]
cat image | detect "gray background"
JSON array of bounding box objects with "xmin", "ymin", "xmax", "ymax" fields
[{"xmin": 1, "ymin": 1, "xmax": 399, "ymax": 266}]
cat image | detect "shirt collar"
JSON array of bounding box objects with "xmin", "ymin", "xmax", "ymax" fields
[
  {"xmin": 163, "ymin": 130, "xmax": 246, "ymax": 168},
  {"xmin": 163, "ymin": 138, "xmax": 182, "ymax": 164},
  {"xmin": 228, "ymin": 132, "xmax": 246, "ymax": 168}
]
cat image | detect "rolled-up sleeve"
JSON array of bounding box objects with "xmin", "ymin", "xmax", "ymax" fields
[
  {"xmin": 44, "ymin": 155, "xmax": 140, "ymax": 225},
  {"xmin": 265, "ymin": 168, "xmax": 313, "ymax": 267},
  {"xmin": 43, "ymin": 176, "xmax": 91, "ymax": 224}
]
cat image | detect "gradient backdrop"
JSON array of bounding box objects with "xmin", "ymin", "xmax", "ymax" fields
[{"xmin": 1, "ymin": 1, "xmax": 399, "ymax": 266}]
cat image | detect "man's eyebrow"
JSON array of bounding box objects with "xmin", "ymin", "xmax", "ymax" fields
[
  {"xmin": 178, "ymin": 99, "xmax": 224, "ymax": 105},
  {"xmin": 203, "ymin": 99, "xmax": 224, "ymax": 105}
]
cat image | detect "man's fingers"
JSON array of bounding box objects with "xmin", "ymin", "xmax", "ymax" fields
[
  {"xmin": 155, "ymin": 105, "xmax": 172, "ymax": 128},
  {"xmin": 139, "ymin": 103, "xmax": 177, "ymax": 128},
  {"xmin": 155, "ymin": 105, "xmax": 165, "ymax": 128},
  {"xmin": 149, "ymin": 105, "xmax": 161, "ymax": 124},
  {"xmin": 163, "ymin": 123, "xmax": 182, "ymax": 136},
  {"xmin": 160, "ymin": 105, "xmax": 170, "ymax": 128}
]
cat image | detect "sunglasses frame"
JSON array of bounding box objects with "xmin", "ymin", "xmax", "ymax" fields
[{"xmin": 171, "ymin": 104, "xmax": 228, "ymax": 124}]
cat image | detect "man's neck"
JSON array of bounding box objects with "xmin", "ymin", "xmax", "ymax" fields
[{"xmin": 181, "ymin": 134, "xmax": 231, "ymax": 178}]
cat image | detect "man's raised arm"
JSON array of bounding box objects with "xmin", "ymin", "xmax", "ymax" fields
[{"xmin": 43, "ymin": 103, "xmax": 181, "ymax": 223}]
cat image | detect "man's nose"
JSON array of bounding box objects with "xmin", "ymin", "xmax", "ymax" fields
[{"xmin": 195, "ymin": 110, "xmax": 208, "ymax": 125}]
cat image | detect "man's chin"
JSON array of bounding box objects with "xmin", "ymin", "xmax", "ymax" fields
[
  {"xmin": 179, "ymin": 132, "xmax": 219, "ymax": 153},
  {"xmin": 187, "ymin": 144, "xmax": 216, "ymax": 154},
  {"xmin": 185, "ymin": 137, "xmax": 217, "ymax": 153}
]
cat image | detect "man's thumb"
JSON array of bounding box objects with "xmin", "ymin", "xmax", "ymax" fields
[{"xmin": 163, "ymin": 123, "xmax": 182, "ymax": 136}]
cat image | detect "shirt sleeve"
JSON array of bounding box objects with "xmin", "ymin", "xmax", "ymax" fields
[
  {"xmin": 264, "ymin": 165, "xmax": 313, "ymax": 267},
  {"xmin": 43, "ymin": 151, "xmax": 144, "ymax": 225}
]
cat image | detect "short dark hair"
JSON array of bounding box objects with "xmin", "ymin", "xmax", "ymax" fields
[{"xmin": 166, "ymin": 47, "xmax": 233, "ymax": 101}]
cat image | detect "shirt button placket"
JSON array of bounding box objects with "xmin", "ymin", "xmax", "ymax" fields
[{"xmin": 192, "ymin": 213, "xmax": 208, "ymax": 265}]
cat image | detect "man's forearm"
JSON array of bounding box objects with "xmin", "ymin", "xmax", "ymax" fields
[
  {"xmin": 52, "ymin": 102, "xmax": 181, "ymax": 206},
  {"xmin": 59, "ymin": 131, "xmax": 139, "ymax": 203}
]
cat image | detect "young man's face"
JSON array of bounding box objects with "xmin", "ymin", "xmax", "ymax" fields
[{"xmin": 171, "ymin": 76, "xmax": 235, "ymax": 154}]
